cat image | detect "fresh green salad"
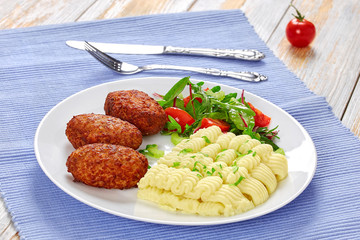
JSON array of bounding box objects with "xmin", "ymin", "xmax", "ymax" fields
[{"xmin": 140, "ymin": 77, "xmax": 282, "ymax": 158}]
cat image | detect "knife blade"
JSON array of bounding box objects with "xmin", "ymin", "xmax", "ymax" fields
[{"xmin": 66, "ymin": 40, "xmax": 265, "ymax": 61}]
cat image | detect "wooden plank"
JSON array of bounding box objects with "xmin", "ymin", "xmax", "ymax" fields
[
  {"xmin": 342, "ymin": 78, "xmax": 360, "ymax": 138},
  {"xmin": 0, "ymin": 0, "xmax": 96, "ymax": 29},
  {"xmin": 0, "ymin": 199, "xmax": 18, "ymax": 240},
  {"xmin": 266, "ymin": 0, "xmax": 360, "ymax": 121},
  {"xmin": 78, "ymin": 0, "xmax": 196, "ymax": 21},
  {"xmin": 190, "ymin": 0, "xmax": 290, "ymax": 42}
]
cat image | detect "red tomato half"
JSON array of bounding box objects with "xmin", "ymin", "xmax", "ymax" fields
[
  {"xmin": 248, "ymin": 102, "xmax": 271, "ymax": 127},
  {"xmin": 165, "ymin": 107, "xmax": 195, "ymax": 132},
  {"xmin": 183, "ymin": 96, "xmax": 202, "ymax": 108},
  {"xmin": 197, "ymin": 118, "xmax": 230, "ymax": 132}
]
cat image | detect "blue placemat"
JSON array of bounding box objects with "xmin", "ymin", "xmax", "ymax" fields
[{"xmin": 1, "ymin": 10, "xmax": 359, "ymax": 240}]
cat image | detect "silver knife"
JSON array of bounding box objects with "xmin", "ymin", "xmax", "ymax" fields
[{"xmin": 66, "ymin": 40, "xmax": 265, "ymax": 61}]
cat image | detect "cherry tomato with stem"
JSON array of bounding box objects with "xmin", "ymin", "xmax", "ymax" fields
[
  {"xmin": 286, "ymin": 4, "xmax": 316, "ymax": 48},
  {"xmin": 164, "ymin": 107, "xmax": 195, "ymax": 132}
]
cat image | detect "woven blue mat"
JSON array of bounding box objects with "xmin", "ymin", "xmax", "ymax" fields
[{"xmin": 0, "ymin": 10, "xmax": 359, "ymax": 240}]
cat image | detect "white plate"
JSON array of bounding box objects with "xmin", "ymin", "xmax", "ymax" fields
[{"xmin": 34, "ymin": 77, "xmax": 317, "ymax": 225}]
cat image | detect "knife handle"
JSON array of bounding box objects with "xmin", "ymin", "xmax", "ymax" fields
[{"xmin": 164, "ymin": 46, "xmax": 265, "ymax": 61}]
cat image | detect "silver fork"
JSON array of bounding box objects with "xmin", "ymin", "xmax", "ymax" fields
[{"xmin": 84, "ymin": 41, "xmax": 267, "ymax": 82}]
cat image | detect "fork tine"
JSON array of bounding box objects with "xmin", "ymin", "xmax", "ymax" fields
[
  {"xmin": 84, "ymin": 42, "xmax": 114, "ymax": 69},
  {"xmin": 84, "ymin": 41, "xmax": 118, "ymax": 64},
  {"xmin": 87, "ymin": 50, "xmax": 114, "ymax": 70},
  {"xmin": 84, "ymin": 41, "xmax": 115, "ymax": 69},
  {"xmin": 84, "ymin": 41, "xmax": 121, "ymax": 72}
]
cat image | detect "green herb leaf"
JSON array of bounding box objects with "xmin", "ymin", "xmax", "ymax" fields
[
  {"xmin": 202, "ymin": 136, "xmax": 211, "ymax": 144},
  {"xmin": 171, "ymin": 132, "xmax": 187, "ymax": 145},
  {"xmin": 222, "ymin": 93, "xmax": 237, "ymax": 103},
  {"xmin": 234, "ymin": 176, "xmax": 245, "ymax": 186},
  {"xmin": 275, "ymin": 148, "xmax": 285, "ymax": 155},
  {"xmin": 229, "ymin": 176, "xmax": 245, "ymax": 186},
  {"xmin": 163, "ymin": 77, "xmax": 190, "ymax": 101},
  {"xmin": 139, "ymin": 144, "xmax": 164, "ymax": 158},
  {"xmin": 198, "ymin": 152, "xmax": 209, "ymax": 157},
  {"xmin": 211, "ymin": 86, "xmax": 221, "ymax": 93},
  {"xmin": 172, "ymin": 162, "xmax": 181, "ymax": 167},
  {"xmin": 229, "ymin": 108, "xmax": 246, "ymax": 130},
  {"xmin": 206, "ymin": 89, "xmax": 225, "ymax": 101},
  {"xmin": 165, "ymin": 115, "xmax": 182, "ymax": 133},
  {"xmin": 192, "ymin": 161, "xmax": 207, "ymax": 171},
  {"xmin": 178, "ymin": 148, "xmax": 193, "ymax": 155}
]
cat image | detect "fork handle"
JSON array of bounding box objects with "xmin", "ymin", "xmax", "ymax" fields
[
  {"xmin": 164, "ymin": 46, "xmax": 265, "ymax": 61},
  {"xmin": 142, "ymin": 65, "xmax": 267, "ymax": 82}
]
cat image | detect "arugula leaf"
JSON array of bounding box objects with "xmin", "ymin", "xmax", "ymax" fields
[
  {"xmin": 163, "ymin": 77, "xmax": 190, "ymax": 101},
  {"xmin": 212, "ymin": 99, "xmax": 255, "ymax": 116},
  {"xmin": 165, "ymin": 115, "xmax": 182, "ymax": 133},
  {"xmin": 159, "ymin": 77, "xmax": 190, "ymax": 109},
  {"xmin": 211, "ymin": 86, "xmax": 221, "ymax": 92},
  {"xmin": 259, "ymin": 135, "xmax": 280, "ymax": 150},
  {"xmin": 185, "ymin": 97, "xmax": 203, "ymax": 119},
  {"xmin": 222, "ymin": 93, "xmax": 237, "ymax": 103}
]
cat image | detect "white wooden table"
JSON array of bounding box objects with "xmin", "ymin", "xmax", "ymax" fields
[{"xmin": 1, "ymin": 0, "xmax": 359, "ymax": 239}]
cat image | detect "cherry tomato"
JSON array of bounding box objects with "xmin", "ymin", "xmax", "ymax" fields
[
  {"xmin": 197, "ymin": 118, "xmax": 230, "ymax": 132},
  {"xmin": 286, "ymin": 4, "xmax": 316, "ymax": 47},
  {"xmin": 164, "ymin": 107, "xmax": 195, "ymax": 132},
  {"xmin": 248, "ymin": 102, "xmax": 271, "ymax": 127},
  {"xmin": 183, "ymin": 96, "xmax": 202, "ymax": 108}
]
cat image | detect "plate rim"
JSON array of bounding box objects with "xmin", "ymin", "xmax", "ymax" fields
[{"xmin": 34, "ymin": 76, "xmax": 317, "ymax": 226}]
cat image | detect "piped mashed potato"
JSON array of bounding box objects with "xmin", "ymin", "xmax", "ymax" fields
[{"xmin": 137, "ymin": 126, "xmax": 288, "ymax": 216}]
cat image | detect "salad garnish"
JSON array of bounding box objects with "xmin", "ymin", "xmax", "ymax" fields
[{"xmin": 156, "ymin": 77, "xmax": 281, "ymax": 150}]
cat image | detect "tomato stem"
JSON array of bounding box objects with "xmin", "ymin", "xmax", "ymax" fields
[{"xmin": 290, "ymin": 4, "xmax": 305, "ymax": 22}]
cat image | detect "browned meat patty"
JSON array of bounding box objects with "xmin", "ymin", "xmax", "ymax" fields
[
  {"xmin": 66, "ymin": 143, "xmax": 148, "ymax": 189},
  {"xmin": 65, "ymin": 113, "xmax": 142, "ymax": 149},
  {"xmin": 104, "ymin": 90, "xmax": 167, "ymax": 136}
]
